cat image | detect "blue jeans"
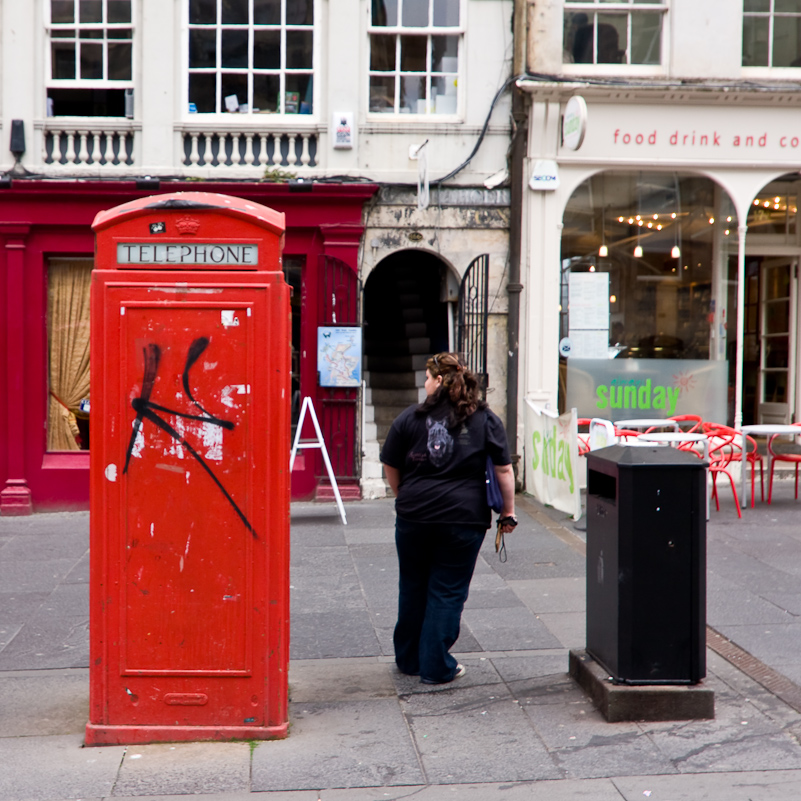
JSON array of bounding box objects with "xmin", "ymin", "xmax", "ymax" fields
[{"xmin": 393, "ymin": 516, "xmax": 486, "ymax": 684}]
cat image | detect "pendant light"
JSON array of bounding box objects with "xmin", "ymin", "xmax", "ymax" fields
[
  {"xmin": 671, "ymin": 176, "xmax": 681, "ymax": 258},
  {"xmin": 599, "ymin": 178, "xmax": 608, "ymax": 257}
]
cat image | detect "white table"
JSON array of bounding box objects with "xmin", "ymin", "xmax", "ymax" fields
[
  {"xmin": 614, "ymin": 418, "xmax": 680, "ymax": 432},
  {"xmin": 638, "ymin": 432, "xmax": 710, "ymax": 519},
  {"xmin": 740, "ymin": 424, "xmax": 801, "ymax": 508}
]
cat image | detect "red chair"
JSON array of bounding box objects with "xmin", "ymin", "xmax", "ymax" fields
[
  {"xmin": 767, "ymin": 423, "xmax": 801, "ymax": 503},
  {"xmin": 669, "ymin": 414, "xmax": 703, "ymax": 433},
  {"xmin": 703, "ymin": 422, "xmax": 764, "ymax": 507},
  {"xmin": 577, "ymin": 418, "xmax": 592, "ymax": 456},
  {"xmin": 706, "ymin": 430, "xmax": 742, "ymax": 519}
]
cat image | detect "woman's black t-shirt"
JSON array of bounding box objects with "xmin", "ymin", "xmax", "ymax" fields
[{"xmin": 380, "ymin": 404, "xmax": 511, "ymax": 528}]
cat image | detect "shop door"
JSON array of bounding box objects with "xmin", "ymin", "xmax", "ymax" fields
[
  {"xmin": 318, "ymin": 255, "xmax": 361, "ymax": 487},
  {"xmin": 758, "ymin": 259, "xmax": 797, "ymax": 423}
]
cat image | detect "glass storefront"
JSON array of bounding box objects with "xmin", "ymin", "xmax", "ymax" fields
[{"xmin": 559, "ymin": 171, "xmax": 738, "ymax": 424}]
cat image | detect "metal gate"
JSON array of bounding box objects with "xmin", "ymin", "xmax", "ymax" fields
[
  {"xmin": 318, "ymin": 254, "xmax": 361, "ymax": 483},
  {"xmin": 457, "ymin": 253, "xmax": 489, "ymax": 391}
]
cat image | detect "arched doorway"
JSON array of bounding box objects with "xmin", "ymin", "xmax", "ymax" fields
[{"xmin": 361, "ymin": 250, "xmax": 452, "ymax": 491}]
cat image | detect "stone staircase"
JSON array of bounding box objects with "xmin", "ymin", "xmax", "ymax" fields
[{"xmin": 360, "ymin": 273, "xmax": 438, "ymax": 499}]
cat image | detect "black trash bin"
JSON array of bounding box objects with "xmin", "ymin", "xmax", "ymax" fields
[{"xmin": 586, "ymin": 444, "xmax": 707, "ymax": 685}]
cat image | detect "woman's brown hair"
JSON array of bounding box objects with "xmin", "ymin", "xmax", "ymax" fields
[{"xmin": 417, "ymin": 352, "xmax": 486, "ymax": 426}]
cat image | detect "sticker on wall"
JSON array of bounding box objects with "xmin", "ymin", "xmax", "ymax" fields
[
  {"xmin": 221, "ymin": 310, "xmax": 240, "ymax": 327},
  {"xmin": 529, "ymin": 159, "xmax": 560, "ymax": 191}
]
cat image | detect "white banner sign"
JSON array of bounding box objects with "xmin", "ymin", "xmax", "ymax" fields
[{"xmin": 524, "ymin": 401, "xmax": 582, "ymax": 521}]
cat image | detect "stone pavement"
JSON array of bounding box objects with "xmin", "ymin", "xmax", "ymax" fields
[{"xmin": 4, "ymin": 482, "xmax": 801, "ymax": 799}]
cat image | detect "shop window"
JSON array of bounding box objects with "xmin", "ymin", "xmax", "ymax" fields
[
  {"xmin": 187, "ymin": 0, "xmax": 314, "ymax": 115},
  {"xmin": 46, "ymin": 0, "xmax": 133, "ymax": 117},
  {"xmin": 369, "ymin": 0, "xmax": 461, "ymax": 115},
  {"xmin": 47, "ymin": 259, "xmax": 93, "ymax": 451},
  {"xmin": 563, "ymin": 1, "xmax": 664, "ymax": 66},
  {"xmin": 283, "ymin": 255, "xmax": 303, "ymax": 439},
  {"xmin": 743, "ymin": 0, "xmax": 801, "ymax": 67},
  {"xmin": 559, "ymin": 172, "xmax": 738, "ymax": 424}
]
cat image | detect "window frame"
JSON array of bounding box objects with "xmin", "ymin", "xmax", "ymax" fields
[
  {"xmin": 184, "ymin": 0, "xmax": 317, "ymax": 118},
  {"xmin": 742, "ymin": 0, "xmax": 801, "ymax": 75},
  {"xmin": 45, "ymin": 0, "xmax": 135, "ymax": 90},
  {"xmin": 367, "ymin": 0, "xmax": 464, "ymax": 120},
  {"xmin": 562, "ymin": 0, "xmax": 668, "ymax": 77}
]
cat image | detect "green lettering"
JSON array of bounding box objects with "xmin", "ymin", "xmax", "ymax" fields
[
  {"xmin": 637, "ymin": 379, "xmax": 652, "ymax": 408},
  {"xmin": 596, "ymin": 385, "xmax": 609, "ymax": 410},
  {"xmin": 667, "ymin": 387, "xmax": 681, "ymax": 416},
  {"xmin": 563, "ymin": 440, "xmax": 574, "ymax": 494},
  {"xmin": 557, "ymin": 440, "xmax": 566, "ymax": 481},
  {"xmin": 531, "ymin": 432, "xmax": 541, "ymax": 471},
  {"xmin": 624, "ymin": 386, "xmax": 637, "ymax": 408},
  {"xmin": 609, "ymin": 386, "xmax": 623, "ymax": 409},
  {"xmin": 652, "ymin": 386, "xmax": 666, "ymax": 410}
]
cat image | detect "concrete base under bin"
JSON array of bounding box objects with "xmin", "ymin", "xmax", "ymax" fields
[{"xmin": 569, "ymin": 649, "xmax": 715, "ymax": 722}]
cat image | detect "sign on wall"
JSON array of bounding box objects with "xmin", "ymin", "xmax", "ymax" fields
[
  {"xmin": 565, "ymin": 358, "xmax": 729, "ymax": 422},
  {"xmin": 317, "ymin": 326, "xmax": 362, "ymax": 387},
  {"xmin": 524, "ymin": 401, "xmax": 581, "ymax": 521}
]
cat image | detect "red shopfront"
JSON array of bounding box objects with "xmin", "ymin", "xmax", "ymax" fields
[{"xmin": 0, "ymin": 179, "xmax": 377, "ymax": 514}]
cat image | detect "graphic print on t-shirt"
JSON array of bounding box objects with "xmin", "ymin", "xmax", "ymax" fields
[{"xmin": 426, "ymin": 417, "xmax": 453, "ymax": 467}]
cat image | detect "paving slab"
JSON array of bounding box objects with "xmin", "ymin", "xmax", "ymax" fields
[
  {"xmin": 251, "ymin": 699, "xmax": 424, "ymax": 791},
  {"xmin": 0, "ymin": 733, "xmax": 123, "ymax": 801},
  {"xmin": 289, "ymin": 658, "xmax": 397, "ymax": 702},
  {"xmin": 401, "ymin": 683, "xmax": 561, "ymax": 784},
  {"xmin": 0, "ymin": 668, "xmax": 88, "ymax": 736},
  {"xmin": 113, "ymin": 742, "xmax": 251, "ymax": 797}
]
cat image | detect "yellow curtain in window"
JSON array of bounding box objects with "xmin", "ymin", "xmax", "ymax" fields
[{"xmin": 47, "ymin": 260, "xmax": 92, "ymax": 451}]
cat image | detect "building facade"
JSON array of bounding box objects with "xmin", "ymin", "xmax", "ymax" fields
[
  {"xmin": 0, "ymin": 0, "xmax": 515, "ymax": 513},
  {"xmin": 517, "ymin": 1, "xmax": 801, "ymax": 468}
]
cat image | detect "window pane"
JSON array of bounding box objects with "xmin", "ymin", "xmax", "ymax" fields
[
  {"xmin": 596, "ymin": 15, "xmax": 625, "ymax": 64},
  {"xmin": 286, "ymin": 73, "xmax": 313, "ymax": 112},
  {"xmin": 52, "ymin": 41, "xmax": 76, "ymax": 78},
  {"xmin": 743, "ymin": 17, "xmax": 769, "ymax": 66},
  {"xmin": 433, "ymin": 74, "xmax": 456, "ymax": 113},
  {"xmin": 254, "ymin": 0, "xmax": 280, "ymax": 25},
  {"xmin": 222, "ymin": 29, "xmax": 248, "ymax": 68},
  {"xmin": 80, "ymin": 42, "xmax": 103, "ymax": 78},
  {"xmin": 108, "ymin": 27, "xmax": 132, "ymax": 39},
  {"xmin": 401, "ymin": 74, "xmax": 426, "ymax": 112},
  {"xmin": 253, "ymin": 73, "xmax": 280, "ymax": 112},
  {"xmin": 431, "ymin": 35, "xmax": 457, "ymax": 70},
  {"xmin": 81, "ymin": 29, "xmax": 103, "ymax": 38},
  {"xmin": 433, "ymin": 0, "xmax": 458, "ymax": 27},
  {"xmin": 222, "ymin": 0, "xmax": 248, "ymax": 25},
  {"xmin": 189, "ymin": 73, "xmax": 216, "ymax": 112},
  {"xmin": 569, "ymin": 13, "xmax": 594, "ymax": 63},
  {"xmin": 108, "ymin": 42, "xmax": 131, "ymax": 79},
  {"xmin": 766, "ymin": 301, "xmax": 790, "ymax": 334},
  {"xmin": 286, "ymin": 30, "xmax": 313, "ymax": 68},
  {"xmin": 189, "ymin": 0, "xmax": 216, "ymax": 24},
  {"xmin": 772, "ymin": 16, "xmax": 801, "ymax": 66},
  {"xmin": 79, "ymin": 0, "xmax": 102, "ymax": 23},
  {"xmin": 631, "ymin": 12, "xmax": 661, "ymax": 64},
  {"xmin": 287, "ymin": 0, "xmax": 313, "ymax": 25},
  {"xmin": 745, "ymin": 0, "xmax": 770, "ymax": 10},
  {"xmin": 108, "ymin": 0, "xmax": 131, "ymax": 23},
  {"xmin": 52, "ymin": 0, "xmax": 75, "ymax": 23},
  {"xmin": 402, "ymin": 0, "xmax": 429, "ymax": 27},
  {"xmin": 190, "ymin": 29, "xmax": 217, "ymax": 68},
  {"xmin": 372, "ymin": 0, "xmax": 398, "ymax": 26},
  {"xmin": 766, "ymin": 336, "xmax": 789, "ymax": 368},
  {"xmin": 52, "ymin": 29, "xmax": 76, "ymax": 37},
  {"xmin": 400, "ymin": 35, "xmax": 426, "ymax": 70},
  {"xmin": 370, "ymin": 75, "xmax": 395, "ymax": 112},
  {"xmin": 370, "ymin": 34, "xmax": 395, "ymax": 70},
  {"xmin": 254, "ymin": 30, "xmax": 280, "ymax": 68},
  {"xmin": 221, "ymin": 73, "xmax": 248, "ymax": 109},
  {"xmin": 775, "ymin": 0, "xmax": 799, "ymax": 12}
]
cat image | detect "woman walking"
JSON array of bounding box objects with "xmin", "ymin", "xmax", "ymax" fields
[{"xmin": 380, "ymin": 352, "xmax": 517, "ymax": 684}]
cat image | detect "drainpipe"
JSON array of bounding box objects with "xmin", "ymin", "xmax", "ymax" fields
[{"xmin": 506, "ymin": 0, "xmax": 529, "ymax": 482}]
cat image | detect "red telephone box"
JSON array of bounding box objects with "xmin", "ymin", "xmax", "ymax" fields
[{"xmin": 86, "ymin": 192, "xmax": 290, "ymax": 745}]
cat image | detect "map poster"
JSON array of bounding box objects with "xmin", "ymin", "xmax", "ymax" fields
[{"xmin": 317, "ymin": 326, "xmax": 362, "ymax": 387}]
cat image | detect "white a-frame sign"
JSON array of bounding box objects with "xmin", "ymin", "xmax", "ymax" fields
[{"xmin": 289, "ymin": 396, "xmax": 347, "ymax": 525}]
